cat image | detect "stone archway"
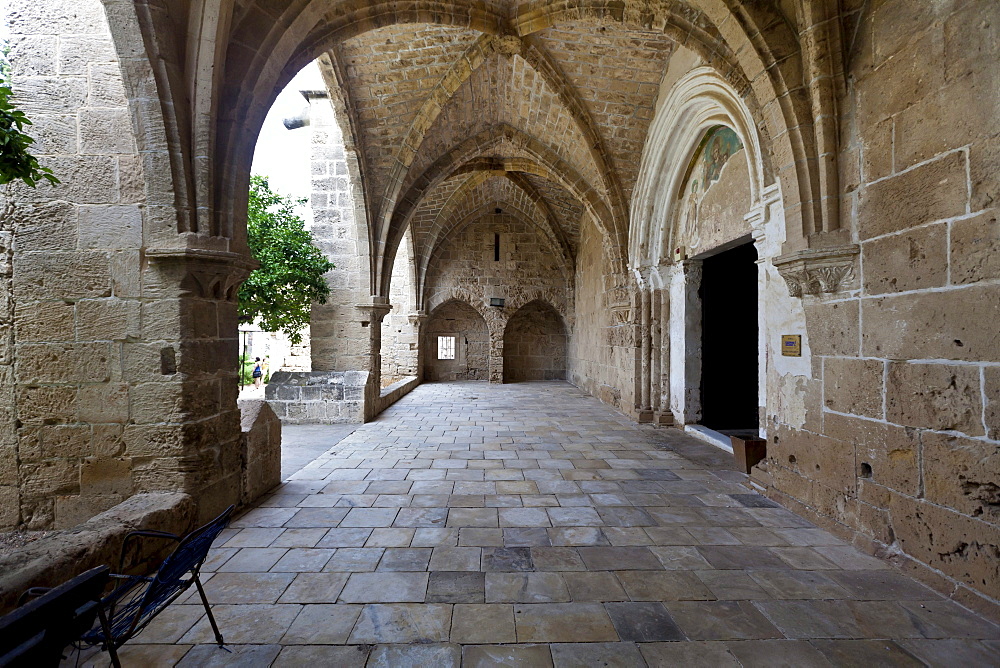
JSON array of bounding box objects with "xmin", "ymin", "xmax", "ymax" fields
[
  {"xmin": 423, "ymin": 300, "xmax": 490, "ymax": 382},
  {"xmin": 502, "ymin": 301, "xmax": 568, "ymax": 383}
]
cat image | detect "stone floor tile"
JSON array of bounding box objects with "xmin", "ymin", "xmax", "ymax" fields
[
  {"xmin": 602, "ymin": 527, "xmax": 653, "ymax": 546},
  {"xmin": 513, "ymin": 603, "xmax": 619, "ymax": 643},
  {"xmin": 547, "ymin": 527, "xmax": 609, "ymax": 546},
  {"xmin": 200, "ymin": 572, "xmax": 295, "ymax": 604},
  {"xmin": 546, "ymin": 507, "xmax": 603, "ymax": 526},
  {"xmin": 639, "ymin": 641, "xmax": 739, "ymax": 667},
  {"xmin": 895, "ymin": 599, "xmax": 1000, "ymax": 639},
  {"xmin": 271, "ymin": 547, "xmax": 335, "ymax": 572},
  {"xmin": 530, "ymin": 547, "xmax": 587, "ymax": 571},
  {"xmin": 898, "ymin": 638, "xmax": 1000, "ymax": 666},
  {"xmin": 365, "ymin": 481, "xmax": 411, "ymax": 495},
  {"xmin": 483, "ymin": 546, "xmax": 534, "ymax": 571},
  {"xmin": 485, "ymin": 494, "xmax": 524, "ymax": 507},
  {"xmin": 412, "ymin": 528, "xmax": 459, "ymax": 547},
  {"xmin": 429, "ymin": 546, "xmax": 481, "ymax": 571},
  {"xmin": 521, "ymin": 494, "xmax": 561, "ymax": 507},
  {"xmin": 447, "ymin": 507, "xmax": 498, "ymax": 527},
  {"xmin": 604, "ymin": 601, "xmax": 685, "ymax": 641},
  {"xmin": 458, "ymin": 528, "xmax": 504, "ymax": 546},
  {"xmin": 826, "ymin": 569, "xmax": 942, "ymax": 600},
  {"xmin": 748, "ymin": 570, "xmax": 852, "ymax": 600},
  {"xmin": 78, "ymin": 644, "xmax": 190, "ymax": 667},
  {"xmin": 562, "ymin": 572, "xmax": 628, "ymax": 602},
  {"xmin": 576, "ymin": 546, "xmax": 662, "ymax": 570},
  {"xmin": 427, "ymin": 571, "xmax": 486, "ymax": 603},
  {"xmin": 486, "ymin": 573, "xmax": 570, "ymax": 603},
  {"xmin": 504, "ymin": 527, "xmax": 552, "ymax": 547},
  {"xmin": 451, "ymin": 604, "xmax": 516, "ymax": 643},
  {"xmin": 269, "ymin": 528, "xmax": 328, "ymax": 548},
  {"xmin": 272, "ymin": 645, "xmax": 370, "ymax": 667},
  {"xmin": 179, "ymin": 604, "xmax": 301, "ymax": 644},
  {"xmin": 323, "ymin": 547, "xmax": 384, "ymax": 571},
  {"xmin": 283, "ymin": 507, "xmax": 349, "ymax": 528},
  {"xmin": 176, "ymin": 644, "xmax": 281, "ymax": 667},
  {"xmin": 769, "ymin": 546, "xmax": 841, "ymax": 570},
  {"xmin": 339, "ymin": 572, "xmax": 428, "ymax": 603},
  {"xmin": 377, "ymin": 547, "xmax": 432, "ymax": 571},
  {"xmin": 373, "ymin": 494, "xmax": 412, "ymax": 507},
  {"xmin": 335, "ymin": 495, "xmax": 377, "ymax": 508},
  {"xmin": 411, "ymin": 494, "xmax": 450, "ymax": 507},
  {"xmin": 339, "ymin": 507, "xmax": 399, "ymax": 527},
  {"xmin": 277, "ymin": 572, "xmax": 350, "ymax": 604},
  {"xmin": 697, "ymin": 545, "xmax": 789, "ymax": 570},
  {"xmin": 685, "ymin": 526, "xmax": 741, "ymax": 545},
  {"xmin": 647, "ymin": 545, "xmax": 713, "ymax": 570},
  {"xmin": 230, "ymin": 507, "xmax": 299, "ymax": 528},
  {"xmin": 280, "ymin": 603, "xmax": 363, "ymax": 644},
  {"xmin": 549, "ymin": 642, "xmax": 645, "ymax": 667},
  {"xmin": 393, "ymin": 507, "xmax": 448, "ymax": 528},
  {"xmin": 496, "ymin": 481, "xmax": 539, "ymax": 494},
  {"xmin": 725, "ymin": 639, "xmax": 831, "ymax": 667},
  {"xmin": 348, "ymin": 603, "xmax": 452, "ymax": 643},
  {"xmin": 222, "ymin": 527, "xmax": 286, "ymax": 548},
  {"xmin": 202, "ymin": 547, "xmax": 238, "ymax": 572},
  {"xmin": 810, "ymin": 639, "xmax": 923, "ymax": 666},
  {"xmin": 454, "ymin": 481, "xmax": 496, "ymax": 495},
  {"xmin": 366, "ymin": 643, "xmax": 461, "ymax": 667},
  {"xmin": 754, "ymin": 600, "xmax": 864, "ymax": 638},
  {"xmin": 696, "ymin": 570, "xmax": 771, "ymax": 600},
  {"xmin": 216, "ymin": 547, "xmax": 287, "ymax": 572},
  {"xmin": 365, "ymin": 527, "xmax": 414, "ymax": 547},
  {"xmin": 616, "ymin": 570, "xmax": 714, "ymax": 601},
  {"xmin": 462, "ymin": 644, "xmax": 553, "ymax": 667},
  {"xmin": 665, "ymin": 601, "xmax": 783, "ymax": 641},
  {"xmin": 316, "ymin": 528, "xmax": 373, "ymax": 548},
  {"xmin": 498, "ymin": 507, "xmax": 551, "ymax": 527},
  {"xmin": 643, "ymin": 526, "xmax": 696, "ymax": 545},
  {"xmin": 133, "ymin": 604, "xmax": 205, "ymax": 643},
  {"xmin": 322, "ymin": 481, "xmax": 370, "ymax": 494}
]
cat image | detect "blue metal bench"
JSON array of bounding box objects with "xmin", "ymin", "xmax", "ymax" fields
[
  {"xmin": 0, "ymin": 565, "xmax": 112, "ymax": 667},
  {"xmin": 80, "ymin": 505, "xmax": 235, "ymax": 665}
]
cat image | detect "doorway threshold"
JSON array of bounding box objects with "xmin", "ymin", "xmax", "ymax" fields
[{"xmin": 684, "ymin": 425, "xmax": 733, "ymax": 454}]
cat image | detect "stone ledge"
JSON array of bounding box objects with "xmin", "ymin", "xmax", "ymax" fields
[{"xmin": 0, "ymin": 492, "xmax": 196, "ymax": 614}]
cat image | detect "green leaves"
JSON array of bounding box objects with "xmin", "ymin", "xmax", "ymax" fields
[
  {"xmin": 238, "ymin": 175, "xmax": 335, "ymax": 343},
  {"xmin": 0, "ymin": 84, "xmax": 58, "ymax": 188}
]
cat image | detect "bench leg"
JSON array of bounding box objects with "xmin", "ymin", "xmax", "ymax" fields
[
  {"xmin": 194, "ymin": 576, "xmax": 225, "ymax": 646},
  {"xmin": 97, "ymin": 606, "xmax": 122, "ymax": 668}
]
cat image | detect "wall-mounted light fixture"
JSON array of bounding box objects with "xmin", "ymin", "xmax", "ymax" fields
[{"xmin": 489, "ymin": 297, "xmax": 505, "ymax": 307}]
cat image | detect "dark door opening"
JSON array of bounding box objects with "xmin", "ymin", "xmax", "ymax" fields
[{"xmin": 699, "ymin": 241, "xmax": 758, "ymax": 431}]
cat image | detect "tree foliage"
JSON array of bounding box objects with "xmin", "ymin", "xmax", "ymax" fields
[
  {"xmin": 239, "ymin": 176, "xmax": 334, "ymax": 343},
  {"xmin": 0, "ymin": 75, "xmax": 58, "ymax": 187}
]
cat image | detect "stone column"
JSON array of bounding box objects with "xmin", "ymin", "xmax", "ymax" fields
[
  {"xmin": 653, "ymin": 284, "xmax": 674, "ymax": 426},
  {"xmin": 681, "ymin": 260, "xmax": 703, "ymax": 425},
  {"xmin": 637, "ymin": 286, "xmax": 653, "ymax": 422},
  {"xmin": 650, "ymin": 287, "xmax": 661, "ymax": 414},
  {"xmin": 408, "ymin": 311, "xmax": 427, "ymax": 379},
  {"xmin": 357, "ymin": 301, "xmax": 391, "ymax": 420}
]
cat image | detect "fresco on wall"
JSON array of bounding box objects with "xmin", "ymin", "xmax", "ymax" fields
[{"xmin": 677, "ymin": 126, "xmax": 744, "ymax": 253}]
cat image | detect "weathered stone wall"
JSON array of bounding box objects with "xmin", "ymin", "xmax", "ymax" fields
[
  {"xmin": 567, "ymin": 215, "xmax": 632, "ymax": 413},
  {"xmin": 305, "ymin": 92, "xmax": 372, "ymax": 373},
  {"xmin": 5, "ymin": 0, "xmax": 145, "ymax": 529},
  {"xmin": 264, "ymin": 370, "xmax": 367, "ymax": 423},
  {"xmin": 503, "ymin": 301, "xmax": 568, "ymax": 382},
  {"xmin": 756, "ymin": 2, "xmax": 1000, "ymax": 611},
  {"xmin": 381, "ymin": 235, "xmax": 418, "ymax": 382},
  {"xmin": 424, "ymin": 300, "xmax": 489, "ymax": 382},
  {"xmin": 238, "ymin": 399, "xmax": 281, "ymax": 504}
]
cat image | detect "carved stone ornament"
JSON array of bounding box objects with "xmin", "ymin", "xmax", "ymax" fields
[
  {"xmin": 773, "ymin": 245, "xmax": 860, "ymax": 298},
  {"xmin": 611, "ymin": 305, "xmax": 632, "ymax": 325},
  {"xmin": 145, "ymin": 247, "xmax": 257, "ymax": 301}
]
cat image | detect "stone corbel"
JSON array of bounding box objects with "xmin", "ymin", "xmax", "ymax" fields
[
  {"xmin": 773, "ymin": 245, "xmax": 860, "ymax": 298},
  {"xmin": 355, "ymin": 302, "xmax": 392, "ymax": 325},
  {"xmin": 145, "ymin": 248, "xmax": 257, "ymax": 301},
  {"xmin": 407, "ymin": 311, "xmax": 427, "ymax": 327}
]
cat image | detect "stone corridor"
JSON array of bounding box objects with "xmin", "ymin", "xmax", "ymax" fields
[{"xmin": 76, "ymin": 383, "xmax": 999, "ymax": 666}]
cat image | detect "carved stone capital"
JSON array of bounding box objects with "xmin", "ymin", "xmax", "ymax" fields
[
  {"xmin": 145, "ymin": 247, "xmax": 257, "ymax": 301},
  {"xmin": 773, "ymin": 245, "xmax": 859, "ymax": 298},
  {"xmin": 610, "ymin": 305, "xmax": 633, "ymax": 325},
  {"xmin": 355, "ymin": 302, "xmax": 392, "ymax": 324},
  {"xmin": 407, "ymin": 311, "xmax": 427, "ymax": 327}
]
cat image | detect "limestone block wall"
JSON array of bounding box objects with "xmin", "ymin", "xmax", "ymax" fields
[
  {"xmin": 3, "ymin": 0, "xmax": 148, "ymax": 529},
  {"xmin": 503, "ymin": 301, "xmax": 568, "ymax": 382},
  {"xmin": 759, "ymin": 2, "xmax": 1000, "ymax": 610},
  {"xmin": 381, "ymin": 235, "xmax": 418, "ymax": 382},
  {"xmin": 264, "ymin": 370, "xmax": 366, "ymax": 423},
  {"xmin": 424, "ymin": 300, "xmax": 489, "ymax": 381},
  {"xmin": 423, "ymin": 212, "xmax": 571, "ymax": 383},
  {"xmin": 238, "ymin": 399, "xmax": 281, "ymax": 504},
  {"xmin": 305, "ymin": 92, "xmax": 372, "ymax": 373},
  {"xmin": 568, "ymin": 215, "xmax": 633, "ymax": 413}
]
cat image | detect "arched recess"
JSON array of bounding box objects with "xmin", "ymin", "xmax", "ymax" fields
[
  {"xmin": 424, "ymin": 299, "xmax": 490, "ymax": 382},
  {"xmin": 502, "ymin": 300, "xmax": 568, "ymax": 383},
  {"xmin": 630, "ymin": 66, "xmax": 768, "ymax": 270}
]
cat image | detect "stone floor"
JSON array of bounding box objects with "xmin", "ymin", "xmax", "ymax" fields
[{"xmin": 75, "ymin": 382, "xmax": 999, "ymax": 666}]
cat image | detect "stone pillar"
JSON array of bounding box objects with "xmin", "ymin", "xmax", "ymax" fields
[
  {"xmin": 0, "ymin": 201, "xmax": 16, "ymax": 528},
  {"xmin": 489, "ymin": 329, "xmax": 504, "ymax": 384},
  {"xmin": 357, "ymin": 301, "xmax": 391, "ymax": 420},
  {"xmin": 650, "ymin": 288, "xmax": 661, "ymax": 414},
  {"xmin": 408, "ymin": 312, "xmax": 427, "ymax": 378},
  {"xmin": 653, "ymin": 284, "xmax": 674, "ymax": 426},
  {"xmin": 637, "ymin": 287, "xmax": 653, "ymax": 422}
]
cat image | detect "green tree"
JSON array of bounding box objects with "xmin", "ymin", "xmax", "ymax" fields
[
  {"xmin": 239, "ymin": 175, "xmax": 334, "ymax": 343},
  {"xmin": 0, "ymin": 43, "xmax": 58, "ymax": 188}
]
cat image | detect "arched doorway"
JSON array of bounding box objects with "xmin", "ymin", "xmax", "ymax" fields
[
  {"xmin": 502, "ymin": 301, "xmax": 568, "ymax": 383},
  {"xmin": 424, "ymin": 300, "xmax": 489, "ymax": 381}
]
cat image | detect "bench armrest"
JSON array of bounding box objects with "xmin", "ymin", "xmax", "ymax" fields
[{"xmin": 119, "ymin": 531, "xmax": 181, "ymax": 574}]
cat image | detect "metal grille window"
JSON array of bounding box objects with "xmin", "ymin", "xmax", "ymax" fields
[{"xmin": 437, "ymin": 336, "xmax": 456, "ymax": 360}]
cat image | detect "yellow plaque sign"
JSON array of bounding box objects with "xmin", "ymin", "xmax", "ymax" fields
[{"xmin": 781, "ymin": 335, "xmax": 802, "ymax": 357}]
